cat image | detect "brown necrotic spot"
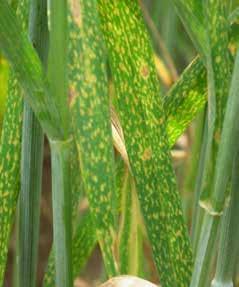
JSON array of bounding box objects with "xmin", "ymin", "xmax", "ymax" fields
[
  {"xmin": 141, "ymin": 147, "xmax": 152, "ymax": 161},
  {"xmin": 140, "ymin": 64, "xmax": 150, "ymax": 78}
]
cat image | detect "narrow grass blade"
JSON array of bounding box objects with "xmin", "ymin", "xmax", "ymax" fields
[
  {"xmin": 190, "ymin": 48, "xmax": 239, "ymax": 287},
  {"xmin": 18, "ymin": 0, "xmax": 48, "ymax": 286},
  {"xmin": 97, "ymin": 1, "xmax": 192, "ymax": 286},
  {"xmin": 70, "ymin": 0, "xmax": 118, "ymax": 275},
  {"xmin": 211, "ymin": 151, "xmax": 239, "ymax": 287}
]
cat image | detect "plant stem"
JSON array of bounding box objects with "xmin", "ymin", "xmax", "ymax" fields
[
  {"xmin": 48, "ymin": 0, "xmax": 72, "ymax": 285},
  {"xmin": 18, "ymin": 0, "xmax": 47, "ymax": 286},
  {"xmin": 50, "ymin": 139, "xmax": 73, "ymax": 287}
]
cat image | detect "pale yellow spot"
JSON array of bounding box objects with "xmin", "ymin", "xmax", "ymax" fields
[
  {"xmin": 215, "ymin": 56, "xmax": 221, "ymax": 64},
  {"xmin": 92, "ymin": 175, "xmax": 98, "ymax": 183},
  {"xmin": 70, "ymin": 0, "xmax": 82, "ymax": 27},
  {"xmin": 68, "ymin": 85, "xmax": 78, "ymax": 106}
]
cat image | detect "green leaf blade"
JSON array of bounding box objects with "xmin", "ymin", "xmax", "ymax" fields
[
  {"xmin": 0, "ymin": 77, "xmax": 23, "ymax": 285},
  {"xmin": 97, "ymin": 1, "xmax": 193, "ymax": 286},
  {"xmin": 69, "ymin": 0, "xmax": 118, "ymax": 276}
]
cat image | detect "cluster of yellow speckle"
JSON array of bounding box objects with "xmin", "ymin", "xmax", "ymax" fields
[
  {"xmin": 68, "ymin": 0, "xmax": 118, "ymax": 276},
  {"xmin": 97, "ymin": 1, "xmax": 193, "ymax": 286},
  {"xmin": 164, "ymin": 57, "xmax": 207, "ymax": 147},
  {"xmin": 0, "ymin": 76, "xmax": 23, "ymax": 283},
  {"xmin": 0, "ymin": 2, "xmax": 29, "ymax": 284}
]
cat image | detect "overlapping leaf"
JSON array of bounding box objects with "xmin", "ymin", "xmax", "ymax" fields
[
  {"xmin": 97, "ymin": 1, "xmax": 192, "ymax": 286},
  {"xmin": 69, "ymin": 0, "xmax": 118, "ymax": 276}
]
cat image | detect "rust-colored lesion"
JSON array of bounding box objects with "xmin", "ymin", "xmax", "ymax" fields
[
  {"xmin": 141, "ymin": 147, "xmax": 152, "ymax": 161},
  {"xmin": 140, "ymin": 64, "xmax": 150, "ymax": 79}
]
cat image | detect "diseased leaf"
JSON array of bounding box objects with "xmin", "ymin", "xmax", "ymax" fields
[
  {"xmin": 0, "ymin": 1, "xmax": 28, "ymax": 283},
  {"xmin": 165, "ymin": 57, "xmax": 206, "ymax": 146},
  {"xmin": 69, "ymin": 0, "xmax": 118, "ymax": 276},
  {"xmin": 97, "ymin": 1, "xmax": 192, "ymax": 286},
  {"xmin": 0, "ymin": 77, "xmax": 23, "ymax": 284},
  {"xmin": 0, "ymin": 1, "xmax": 66, "ymax": 140}
]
